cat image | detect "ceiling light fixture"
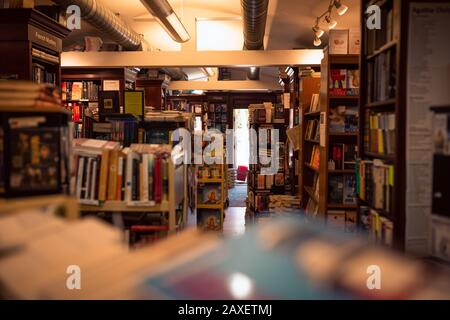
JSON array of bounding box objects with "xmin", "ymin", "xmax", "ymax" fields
[
  {"xmin": 140, "ymin": 0, "xmax": 191, "ymax": 43},
  {"xmin": 334, "ymin": 0, "xmax": 349, "ymax": 16},
  {"xmin": 325, "ymin": 15, "xmax": 338, "ymax": 30},
  {"xmin": 313, "ymin": 36, "xmax": 322, "ymax": 47},
  {"xmin": 311, "ymin": 0, "xmax": 349, "ymax": 46}
]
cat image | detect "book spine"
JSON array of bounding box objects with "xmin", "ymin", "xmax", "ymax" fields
[
  {"xmin": 154, "ymin": 157, "xmax": 162, "ymax": 203},
  {"xmin": 141, "ymin": 153, "xmax": 149, "ymax": 201},
  {"xmin": 116, "ymin": 156, "xmax": 124, "ymax": 201},
  {"xmin": 98, "ymin": 150, "xmax": 110, "ymax": 201},
  {"xmin": 107, "ymin": 150, "xmax": 119, "ymax": 201}
]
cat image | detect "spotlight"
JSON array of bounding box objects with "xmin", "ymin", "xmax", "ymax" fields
[
  {"xmin": 312, "ymin": 26, "xmax": 324, "ymax": 38},
  {"xmin": 334, "ymin": 1, "xmax": 349, "ymax": 16},
  {"xmin": 313, "ymin": 36, "xmax": 322, "ymax": 47},
  {"xmin": 325, "ymin": 16, "xmax": 337, "ymax": 30}
]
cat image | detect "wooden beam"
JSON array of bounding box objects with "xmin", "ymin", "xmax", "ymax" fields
[
  {"xmin": 167, "ymin": 80, "xmax": 282, "ymax": 91},
  {"xmin": 61, "ymin": 50, "xmax": 324, "ymax": 68}
]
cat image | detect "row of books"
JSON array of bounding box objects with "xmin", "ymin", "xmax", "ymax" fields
[
  {"xmin": 356, "ymin": 159, "xmax": 394, "ymax": 215},
  {"xmin": 249, "ymin": 191, "xmax": 298, "ymax": 213},
  {"xmin": 329, "ymin": 106, "xmax": 358, "ymax": 133},
  {"xmin": 249, "ymin": 103, "xmax": 285, "ymax": 124},
  {"xmin": 328, "ymin": 143, "xmax": 357, "ymax": 171},
  {"xmin": 62, "ymin": 81, "xmax": 101, "ymax": 102},
  {"xmin": 365, "ymin": 2, "xmax": 396, "ymax": 55},
  {"xmin": 305, "ymin": 119, "xmax": 320, "ymax": 141},
  {"xmin": 365, "ymin": 112, "xmax": 396, "ymax": 155},
  {"xmin": 73, "ymin": 140, "xmax": 171, "ymax": 206},
  {"xmin": 65, "ymin": 102, "xmax": 82, "ymax": 122},
  {"xmin": 359, "ymin": 206, "xmax": 394, "ymax": 247},
  {"xmin": 208, "ymin": 103, "xmax": 228, "ymax": 113},
  {"xmin": 248, "ymin": 172, "xmax": 285, "ymax": 190},
  {"xmin": 0, "ymin": 81, "xmax": 62, "ymax": 109},
  {"xmin": 329, "ymin": 69, "xmax": 360, "ymax": 96},
  {"xmin": 308, "ymin": 145, "xmax": 320, "ymax": 170},
  {"xmin": 308, "ymin": 93, "xmax": 320, "ymax": 113},
  {"xmin": 109, "ymin": 117, "xmax": 139, "ymax": 147},
  {"xmin": 329, "ymin": 175, "xmax": 357, "ymax": 205},
  {"xmin": 367, "ymin": 49, "xmax": 396, "ymax": 103},
  {"xmin": 32, "ymin": 63, "xmax": 57, "ymax": 86}
]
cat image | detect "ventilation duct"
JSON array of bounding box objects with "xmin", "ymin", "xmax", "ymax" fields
[
  {"xmin": 241, "ymin": 0, "xmax": 269, "ymax": 80},
  {"xmin": 139, "ymin": 0, "xmax": 190, "ymax": 43},
  {"xmin": 53, "ymin": 0, "xmax": 142, "ymax": 51}
]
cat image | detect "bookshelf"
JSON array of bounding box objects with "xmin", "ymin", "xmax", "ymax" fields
[
  {"xmin": 358, "ymin": 0, "xmax": 450, "ymax": 252},
  {"xmin": 196, "ymin": 153, "xmax": 227, "ymax": 231},
  {"xmin": 75, "ymin": 142, "xmax": 187, "ymax": 234},
  {"xmin": 299, "ymin": 72, "xmax": 321, "ymax": 210},
  {"xmin": 0, "ymin": 9, "xmax": 70, "ymax": 84},
  {"xmin": 0, "ymin": 106, "xmax": 72, "ymax": 198},
  {"xmin": 304, "ymin": 51, "xmax": 359, "ymax": 224},
  {"xmin": 61, "ymin": 68, "xmax": 138, "ymax": 137},
  {"xmin": 358, "ymin": 0, "xmax": 402, "ymax": 250},
  {"xmin": 247, "ymin": 103, "xmax": 288, "ymax": 214}
]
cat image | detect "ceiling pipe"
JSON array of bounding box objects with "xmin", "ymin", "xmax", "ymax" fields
[
  {"xmin": 53, "ymin": 0, "xmax": 142, "ymax": 51},
  {"xmin": 139, "ymin": 0, "xmax": 190, "ymax": 43},
  {"xmin": 241, "ymin": 0, "xmax": 269, "ymax": 80}
]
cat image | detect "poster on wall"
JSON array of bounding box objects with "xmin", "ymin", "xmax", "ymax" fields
[{"xmin": 406, "ymin": 2, "xmax": 450, "ymax": 255}]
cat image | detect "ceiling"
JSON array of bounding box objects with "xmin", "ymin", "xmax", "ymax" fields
[{"xmin": 53, "ymin": 0, "xmax": 360, "ymax": 51}]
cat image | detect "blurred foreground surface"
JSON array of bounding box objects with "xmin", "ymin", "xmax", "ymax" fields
[{"xmin": 0, "ymin": 207, "xmax": 449, "ymax": 300}]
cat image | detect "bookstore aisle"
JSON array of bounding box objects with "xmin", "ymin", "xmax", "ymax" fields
[{"xmin": 1, "ymin": 0, "xmax": 450, "ymax": 301}]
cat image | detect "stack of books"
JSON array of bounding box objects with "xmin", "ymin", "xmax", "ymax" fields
[{"xmin": 0, "ymin": 81, "xmax": 61, "ymax": 109}]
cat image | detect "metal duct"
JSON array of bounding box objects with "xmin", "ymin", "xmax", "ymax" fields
[
  {"xmin": 53, "ymin": 0, "xmax": 142, "ymax": 50},
  {"xmin": 241, "ymin": 0, "xmax": 269, "ymax": 80},
  {"xmin": 242, "ymin": 0, "xmax": 269, "ymax": 50}
]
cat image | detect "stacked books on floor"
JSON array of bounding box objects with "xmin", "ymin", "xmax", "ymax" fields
[
  {"xmin": 0, "ymin": 81, "xmax": 61, "ymax": 109},
  {"xmin": 365, "ymin": 112, "xmax": 396, "ymax": 155},
  {"xmin": 268, "ymin": 195, "xmax": 302, "ymax": 213},
  {"xmin": 73, "ymin": 139, "xmax": 172, "ymax": 206}
]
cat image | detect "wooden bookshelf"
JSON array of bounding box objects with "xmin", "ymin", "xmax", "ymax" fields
[
  {"xmin": 318, "ymin": 50, "xmax": 360, "ymax": 218},
  {"xmin": 197, "ymin": 155, "xmax": 226, "ymax": 231},
  {"xmin": 358, "ymin": 0, "xmax": 448, "ymax": 252},
  {"xmin": 299, "ymin": 72, "xmax": 321, "ymax": 210},
  {"xmin": 0, "ymin": 9, "xmax": 70, "ymax": 84}
]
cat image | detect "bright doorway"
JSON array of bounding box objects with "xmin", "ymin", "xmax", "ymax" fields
[{"xmin": 228, "ymin": 109, "xmax": 249, "ymax": 208}]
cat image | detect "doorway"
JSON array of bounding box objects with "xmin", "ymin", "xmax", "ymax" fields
[{"xmin": 228, "ymin": 108, "xmax": 249, "ymax": 207}]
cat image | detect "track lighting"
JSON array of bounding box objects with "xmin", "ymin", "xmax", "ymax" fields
[
  {"xmin": 311, "ymin": 0, "xmax": 349, "ymax": 46},
  {"xmin": 325, "ymin": 15, "xmax": 338, "ymax": 30},
  {"xmin": 334, "ymin": 1, "xmax": 349, "ymax": 16},
  {"xmin": 313, "ymin": 26, "xmax": 324, "ymax": 38},
  {"xmin": 313, "ymin": 36, "xmax": 322, "ymax": 47}
]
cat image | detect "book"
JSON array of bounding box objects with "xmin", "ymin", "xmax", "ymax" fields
[
  {"xmin": 9, "ymin": 127, "xmax": 60, "ymax": 192},
  {"xmin": 329, "ymin": 69, "xmax": 347, "ymax": 96},
  {"xmin": 197, "ymin": 209, "xmax": 221, "ymax": 231},
  {"xmin": 328, "ymin": 176, "xmax": 344, "ymax": 204},
  {"xmin": 199, "ymin": 183, "xmax": 222, "ymax": 205},
  {"xmin": 343, "ymin": 175, "xmax": 357, "ymax": 204}
]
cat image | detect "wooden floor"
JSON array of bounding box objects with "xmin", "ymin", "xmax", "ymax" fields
[{"xmin": 223, "ymin": 207, "xmax": 247, "ymax": 237}]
